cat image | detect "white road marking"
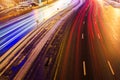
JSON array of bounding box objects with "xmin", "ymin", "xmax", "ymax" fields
[
  {"xmin": 82, "ymin": 33, "xmax": 84, "ymax": 39},
  {"xmin": 107, "ymin": 61, "xmax": 115, "ymax": 75},
  {"xmin": 83, "ymin": 61, "xmax": 86, "ymax": 76},
  {"xmin": 83, "ymin": 21, "xmax": 85, "ymax": 24}
]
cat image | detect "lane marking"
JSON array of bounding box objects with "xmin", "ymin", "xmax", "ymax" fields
[
  {"xmin": 83, "ymin": 21, "xmax": 85, "ymax": 24},
  {"xmin": 107, "ymin": 61, "xmax": 115, "ymax": 75},
  {"xmin": 83, "ymin": 61, "xmax": 86, "ymax": 76},
  {"xmin": 53, "ymin": 32, "xmax": 66, "ymax": 80},
  {"xmin": 98, "ymin": 33, "xmax": 101, "ymax": 39},
  {"xmin": 82, "ymin": 33, "xmax": 84, "ymax": 39}
]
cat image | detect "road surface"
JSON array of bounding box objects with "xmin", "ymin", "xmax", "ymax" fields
[{"xmin": 0, "ymin": 0, "xmax": 120, "ymax": 80}]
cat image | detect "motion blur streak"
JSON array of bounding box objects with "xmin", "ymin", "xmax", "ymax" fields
[
  {"xmin": 0, "ymin": 0, "xmax": 72, "ymax": 55},
  {"xmin": 0, "ymin": 0, "xmax": 120, "ymax": 80}
]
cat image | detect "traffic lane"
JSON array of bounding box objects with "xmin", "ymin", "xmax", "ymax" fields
[
  {"xmin": 75, "ymin": 2, "xmax": 92, "ymax": 80},
  {"xmin": 0, "ymin": 22, "xmax": 36, "ymax": 56},
  {"xmin": 55, "ymin": 1, "xmax": 91, "ymax": 80},
  {"xmin": 88, "ymin": 9, "xmax": 115, "ymax": 80},
  {"xmin": 57, "ymin": 17, "xmax": 79, "ymax": 80},
  {"xmin": 0, "ymin": 12, "xmax": 34, "ymax": 29},
  {"xmin": 0, "ymin": 24, "xmax": 48, "ymax": 70},
  {"xmin": 0, "ymin": 18, "xmax": 56, "ymax": 64},
  {"xmin": 76, "ymin": 1, "xmax": 93, "ymax": 80},
  {"xmin": 96, "ymin": 4, "xmax": 120, "ymax": 80},
  {"xmin": 71, "ymin": 0, "xmax": 91, "ymax": 79},
  {"xmin": 91, "ymin": 1, "xmax": 112, "ymax": 79},
  {"xmin": 0, "ymin": 19, "xmax": 56, "ymax": 78},
  {"xmin": 87, "ymin": 0, "xmax": 117, "ymax": 80},
  {"xmin": 87, "ymin": 1, "xmax": 114, "ymax": 80},
  {"xmin": 80, "ymin": 3, "xmax": 96, "ymax": 80},
  {"xmin": 0, "ymin": 14, "xmax": 40, "ymax": 55},
  {"xmin": 0, "ymin": 20, "xmax": 35, "ymax": 46},
  {"xmin": 53, "ymin": 13, "xmax": 78, "ymax": 80},
  {"xmin": 97, "ymin": 2, "xmax": 120, "ymax": 79},
  {"xmin": 1, "ymin": 28, "xmax": 48, "ymax": 79},
  {"xmin": 0, "ymin": 15, "xmax": 35, "ymax": 36},
  {"xmin": 91, "ymin": 20, "xmax": 120, "ymax": 80}
]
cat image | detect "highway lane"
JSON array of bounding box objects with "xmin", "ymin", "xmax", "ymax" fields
[
  {"xmin": 54, "ymin": 0, "xmax": 93, "ymax": 80},
  {"xmin": 86, "ymin": 1, "xmax": 115, "ymax": 79},
  {"xmin": 0, "ymin": 0, "xmax": 73, "ymax": 55},
  {"xmin": 94, "ymin": 1, "xmax": 120, "ymax": 79}
]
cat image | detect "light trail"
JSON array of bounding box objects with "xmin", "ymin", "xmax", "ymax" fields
[{"xmin": 0, "ymin": 0, "xmax": 73, "ymax": 55}]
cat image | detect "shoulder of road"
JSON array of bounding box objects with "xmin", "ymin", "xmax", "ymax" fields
[{"xmin": 0, "ymin": 1, "xmax": 56, "ymax": 23}]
